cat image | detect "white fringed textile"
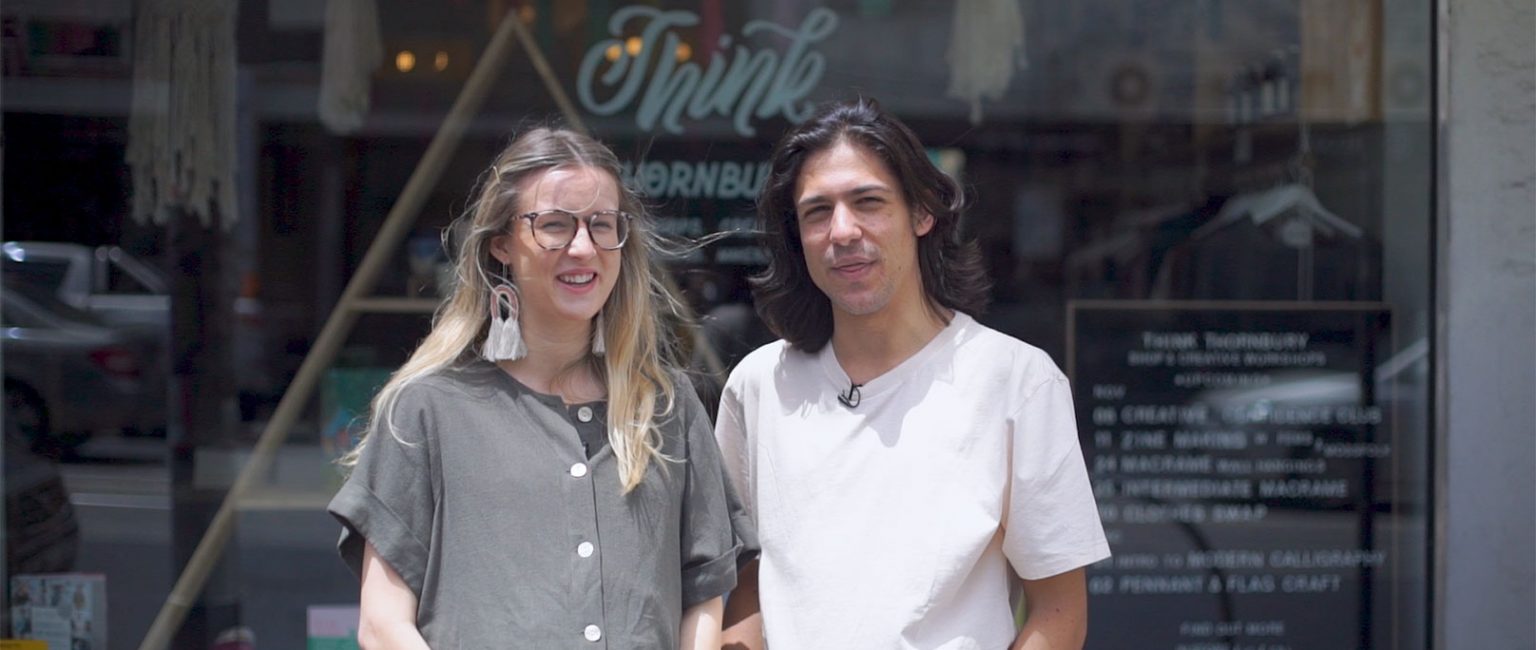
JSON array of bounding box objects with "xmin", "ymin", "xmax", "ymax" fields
[
  {"xmin": 126, "ymin": 0, "xmax": 238, "ymax": 229},
  {"xmin": 946, "ymin": 0, "xmax": 1028, "ymax": 125},
  {"xmin": 319, "ymin": 0, "xmax": 383, "ymax": 134},
  {"xmin": 483, "ymin": 282, "xmax": 529, "ymax": 362},
  {"xmin": 592, "ymin": 312, "xmax": 606, "ymax": 356}
]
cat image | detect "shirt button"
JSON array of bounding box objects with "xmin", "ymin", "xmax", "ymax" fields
[
  {"xmin": 583, "ymin": 624, "xmax": 602, "ymax": 642},
  {"xmin": 577, "ymin": 405, "xmax": 594, "ymax": 422},
  {"xmin": 577, "ymin": 541, "xmax": 594, "ymax": 558},
  {"xmin": 570, "ymin": 463, "xmax": 588, "ymax": 478}
]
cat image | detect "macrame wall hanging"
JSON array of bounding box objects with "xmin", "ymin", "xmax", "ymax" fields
[
  {"xmin": 319, "ymin": 0, "xmax": 383, "ymax": 135},
  {"xmin": 946, "ymin": 0, "xmax": 1028, "ymax": 125},
  {"xmin": 126, "ymin": 0, "xmax": 238, "ymax": 229}
]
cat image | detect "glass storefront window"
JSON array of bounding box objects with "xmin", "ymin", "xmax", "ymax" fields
[{"xmin": 3, "ymin": 1, "xmax": 1438, "ymax": 648}]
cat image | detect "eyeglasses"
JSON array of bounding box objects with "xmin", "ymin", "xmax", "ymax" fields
[{"xmin": 518, "ymin": 209, "xmax": 633, "ymax": 251}]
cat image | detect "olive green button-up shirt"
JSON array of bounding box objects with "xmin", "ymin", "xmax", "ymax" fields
[{"xmin": 329, "ymin": 361, "xmax": 754, "ymax": 648}]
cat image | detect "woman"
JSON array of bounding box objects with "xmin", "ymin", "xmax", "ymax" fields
[{"xmin": 328, "ymin": 127, "xmax": 751, "ymax": 648}]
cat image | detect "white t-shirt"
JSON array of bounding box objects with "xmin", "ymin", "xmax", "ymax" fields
[{"xmin": 715, "ymin": 313, "xmax": 1111, "ymax": 649}]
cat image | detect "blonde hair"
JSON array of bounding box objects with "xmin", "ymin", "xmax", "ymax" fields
[{"xmin": 341, "ymin": 127, "xmax": 681, "ymax": 493}]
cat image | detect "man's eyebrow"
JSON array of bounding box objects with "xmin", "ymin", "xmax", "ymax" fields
[
  {"xmin": 847, "ymin": 183, "xmax": 891, "ymax": 196},
  {"xmin": 796, "ymin": 193, "xmax": 830, "ymax": 209},
  {"xmin": 795, "ymin": 184, "xmax": 891, "ymax": 208}
]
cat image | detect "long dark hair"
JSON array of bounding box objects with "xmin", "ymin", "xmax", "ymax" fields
[{"xmin": 750, "ymin": 97, "xmax": 990, "ymax": 352}]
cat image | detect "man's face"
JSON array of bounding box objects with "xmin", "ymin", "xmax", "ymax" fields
[{"xmin": 793, "ymin": 140, "xmax": 933, "ymax": 321}]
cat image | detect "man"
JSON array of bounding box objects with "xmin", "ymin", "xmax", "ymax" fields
[{"xmin": 715, "ymin": 98, "xmax": 1110, "ymax": 649}]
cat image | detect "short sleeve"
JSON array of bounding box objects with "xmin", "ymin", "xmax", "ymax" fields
[
  {"xmin": 1002, "ymin": 374, "xmax": 1112, "ymax": 580},
  {"xmin": 677, "ymin": 382, "xmax": 758, "ymax": 608},
  {"xmin": 327, "ymin": 384, "xmax": 438, "ymax": 598}
]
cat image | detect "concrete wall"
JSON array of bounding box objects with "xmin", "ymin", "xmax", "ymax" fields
[{"xmin": 1440, "ymin": 0, "xmax": 1536, "ymax": 647}]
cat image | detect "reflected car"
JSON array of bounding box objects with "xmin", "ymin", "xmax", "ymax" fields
[
  {"xmin": 1, "ymin": 241, "xmax": 170, "ymax": 332},
  {"xmin": 2, "ymin": 279, "xmax": 165, "ymax": 454},
  {"xmin": 2, "ymin": 241, "xmax": 275, "ymax": 412}
]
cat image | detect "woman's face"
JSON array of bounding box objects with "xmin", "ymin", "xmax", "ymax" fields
[{"xmin": 490, "ymin": 165, "xmax": 624, "ymax": 338}]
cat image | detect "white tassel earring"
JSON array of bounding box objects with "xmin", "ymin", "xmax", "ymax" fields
[
  {"xmin": 591, "ymin": 311, "xmax": 606, "ymax": 356},
  {"xmin": 483, "ymin": 276, "xmax": 527, "ymax": 361}
]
